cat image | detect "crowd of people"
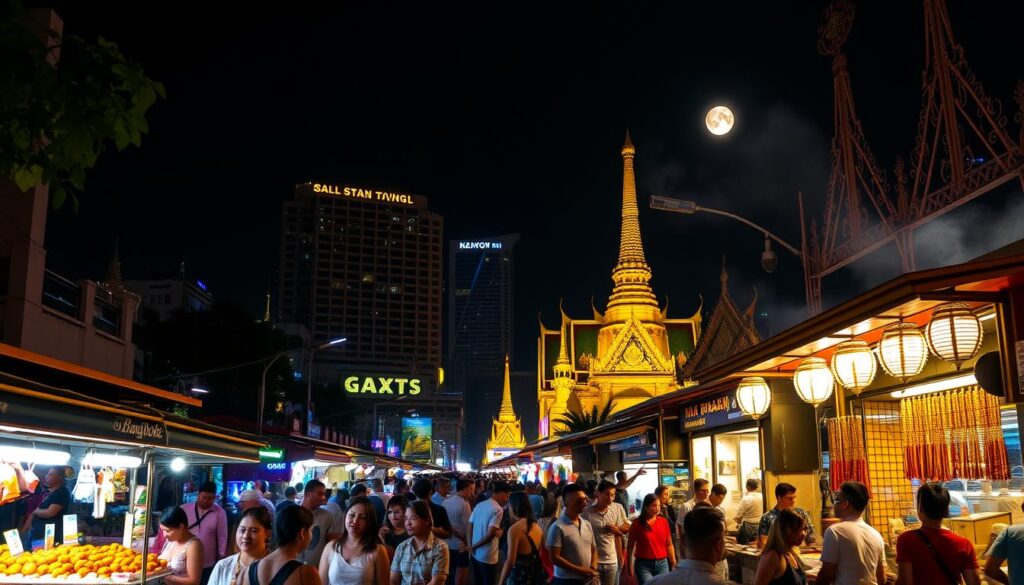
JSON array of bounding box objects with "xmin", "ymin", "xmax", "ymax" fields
[{"xmin": 150, "ymin": 472, "xmax": 1024, "ymax": 585}]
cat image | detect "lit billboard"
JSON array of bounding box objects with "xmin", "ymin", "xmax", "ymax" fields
[{"xmin": 401, "ymin": 417, "xmax": 432, "ymax": 463}]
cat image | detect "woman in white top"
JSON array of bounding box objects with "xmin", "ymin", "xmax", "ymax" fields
[
  {"xmin": 159, "ymin": 506, "xmax": 204, "ymax": 585},
  {"xmin": 319, "ymin": 496, "xmax": 390, "ymax": 585},
  {"xmin": 208, "ymin": 507, "xmax": 273, "ymax": 585}
]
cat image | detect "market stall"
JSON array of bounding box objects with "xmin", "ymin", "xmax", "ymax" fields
[{"xmin": 0, "ymin": 354, "xmax": 263, "ymax": 584}]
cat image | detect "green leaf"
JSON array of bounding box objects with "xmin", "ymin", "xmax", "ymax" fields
[
  {"xmin": 113, "ymin": 117, "xmax": 129, "ymax": 150},
  {"xmin": 51, "ymin": 186, "xmax": 66, "ymax": 210},
  {"xmin": 13, "ymin": 165, "xmax": 43, "ymax": 190}
]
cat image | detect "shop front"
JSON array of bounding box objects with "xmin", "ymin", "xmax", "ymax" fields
[
  {"xmin": 0, "ymin": 368, "xmax": 263, "ymax": 583},
  {"xmin": 692, "ymin": 251, "xmax": 1024, "ymax": 557}
]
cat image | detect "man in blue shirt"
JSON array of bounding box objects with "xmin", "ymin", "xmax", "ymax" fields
[{"xmin": 985, "ymin": 501, "xmax": 1024, "ymax": 585}]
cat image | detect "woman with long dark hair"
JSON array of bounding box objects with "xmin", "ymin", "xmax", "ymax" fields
[
  {"xmin": 625, "ymin": 494, "xmax": 675, "ymax": 584},
  {"xmin": 159, "ymin": 506, "xmax": 204, "ymax": 585},
  {"xmin": 389, "ymin": 500, "xmax": 449, "ymax": 585},
  {"xmin": 497, "ymin": 492, "xmax": 545, "ymax": 585},
  {"xmin": 319, "ymin": 496, "xmax": 390, "ymax": 585},
  {"xmin": 208, "ymin": 507, "xmax": 273, "ymax": 585},
  {"xmin": 241, "ymin": 505, "xmax": 320, "ymax": 585},
  {"xmin": 753, "ymin": 508, "xmax": 807, "ymax": 585}
]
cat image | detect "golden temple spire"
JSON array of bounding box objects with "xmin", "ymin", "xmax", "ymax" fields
[
  {"xmin": 608, "ymin": 130, "xmax": 658, "ymax": 312},
  {"xmin": 497, "ymin": 355, "xmax": 517, "ymax": 421}
]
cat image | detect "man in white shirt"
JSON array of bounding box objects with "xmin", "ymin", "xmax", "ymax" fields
[
  {"xmin": 468, "ymin": 480, "xmax": 509, "ymax": 585},
  {"xmin": 675, "ymin": 478, "xmax": 710, "ymax": 557},
  {"xmin": 432, "ymin": 477, "xmax": 451, "ymax": 505},
  {"xmin": 442, "ymin": 479, "xmax": 475, "ymax": 585},
  {"xmin": 582, "ymin": 480, "xmax": 628, "ymax": 585},
  {"xmin": 708, "ymin": 484, "xmax": 729, "ymax": 581},
  {"xmin": 817, "ymin": 481, "xmax": 886, "ymax": 585},
  {"xmin": 734, "ymin": 479, "xmax": 763, "ymax": 545},
  {"xmin": 649, "ymin": 506, "xmax": 728, "ymax": 585}
]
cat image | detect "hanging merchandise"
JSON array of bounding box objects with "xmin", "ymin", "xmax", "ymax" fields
[
  {"xmin": 73, "ymin": 460, "xmax": 96, "ymax": 504},
  {"xmin": 0, "ymin": 463, "xmax": 21, "ymax": 505},
  {"xmin": 826, "ymin": 416, "xmax": 870, "ymax": 490},
  {"xmin": 900, "ymin": 387, "xmax": 1009, "ymax": 481}
]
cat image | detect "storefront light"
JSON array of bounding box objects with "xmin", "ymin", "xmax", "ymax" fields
[
  {"xmin": 890, "ymin": 372, "xmax": 977, "ymax": 399},
  {"xmin": 735, "ymin": 377, "xmax": 771, "ymax": 419},
  {"xmin": 169, "ymin": 456, "xmax": 187, "ymax": 472},
  {"xmin": 0, "ymin": 445, "xmax": 71, "ymax": 465},
  {"xmin": 83, "ymin": 452, "xmax": 142, "ymax": 468},
  {"xmin": 878, "ymin": 323, "xmax": 928, "ymax": 381},
  {"xmin": 793, "ymin": 357, "xmax": 834, "ymax": 406},
  {"xmin": 926, "ymin": 302, "xmax": 983, "ymax": 370},
  {"xmin": 830, "ymin": 340, "xmax": 877, "ymax": 394}
]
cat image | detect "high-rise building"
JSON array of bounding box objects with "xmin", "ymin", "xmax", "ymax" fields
[
  {"xmin": 279, "ymin": 182, "xmax": 443, "ymax": 368},
  {"xmin": 279, "ymin": 182, "xmax": 459, "ymax": 460},
  {"xmin": 447, "ymin": 234, "xmax": 518, "ymax": 462},
  {"xmin": 447, "ymin": 234, "xmax": 518, "ymax": 383}
]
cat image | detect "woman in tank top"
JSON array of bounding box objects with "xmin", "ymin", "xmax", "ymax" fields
[
  {"xmin": 208, "ymin": 507, "xmax": 272, "ymax": 585},
  {"xmin": 498, "ymin": 492, "xmax": 544, "ymax": 585},
  {"xmin": 754, "ymin": 508, "xmax": 808, "ymax": 585},
  {"xmin": 159, "ymin": 506, "xmax": 204, "ymax": 585},
  {"xmin": 319, "ymin": 496, "xmax": 390, "ymax": 585},
  {"xmin": 242, "ymin": 505, "xmax": 321, "ymax": 585}
]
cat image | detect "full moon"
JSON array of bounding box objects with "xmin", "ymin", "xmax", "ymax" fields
[{"xmin": 705, "ymin": 106, "xmax": 735, "ymax": 135}]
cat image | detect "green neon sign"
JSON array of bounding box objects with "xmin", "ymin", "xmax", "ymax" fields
[{"xmin": 259, "ymin": 448, "xmax": 284, "ymax": 461}]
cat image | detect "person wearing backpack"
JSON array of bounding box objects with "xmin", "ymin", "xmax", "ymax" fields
[
  {"xmin": 895, "ymin": 482, "xmax": 980, "ymax": 585},
  {"xmin": 498, "ymin": 492, "xmax": 547, "ymax": 585}
]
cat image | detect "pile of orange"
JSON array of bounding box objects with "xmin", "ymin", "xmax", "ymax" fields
[{"xmin": 0, "ymin": 543, "xmax": 167, "ymax": 580}]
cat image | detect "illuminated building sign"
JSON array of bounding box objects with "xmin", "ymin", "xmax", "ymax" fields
[
  {"xmin": 458, "ymin": 241, "xmax": 503, "ymax": 250},
  {"xmin": 681, "ymin": 392, "xmax": 751, "ymax": 431},
  {"xmin": 342, "ymin": 375, "xmax": 424, "ymax": 396},
  {"xmin": 312, "ymin": 183, "xmax": 414, "ymax": 206}
]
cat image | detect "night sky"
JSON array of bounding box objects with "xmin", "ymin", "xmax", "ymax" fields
[{"xmin": 36, "ymin": 2, "xmax": 1024, "ymax": 397}]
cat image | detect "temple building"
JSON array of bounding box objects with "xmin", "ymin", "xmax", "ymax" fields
[
  {"xmin": 484, "ymin": 356, "xmax": 526, "ymax": 463},
  {"xmin": 537, "ymin": 133, "xmax": 702, "ymax": 438}
]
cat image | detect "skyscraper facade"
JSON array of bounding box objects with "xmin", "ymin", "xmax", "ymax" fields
[
  {"xmin": 447, "ymin": 234, "xmax": 518, "ymax": 461},
  {"xmin": 280, "ymin": 182, "xmax": 443, "ymax": 368}
]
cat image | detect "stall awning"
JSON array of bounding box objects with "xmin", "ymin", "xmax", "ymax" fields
[
  {"xmin": 588, "ymin": 422, "xmax": 655, "ymax": 446},
  {"xmin": 0, "ymin": 382, "xmax": 263, "ymax": 462}
]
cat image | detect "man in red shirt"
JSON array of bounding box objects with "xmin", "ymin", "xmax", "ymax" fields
[{"xmin": 896, "ymin": 482, "xmax": 980, "ymax": 585}]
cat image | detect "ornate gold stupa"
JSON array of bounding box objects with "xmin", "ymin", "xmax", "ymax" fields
[
  {"xmin": 484, "ymin": 355, "xmax": 526, "ymax": 463},
  {"xmin": 537, "ymin": 133, "xmax": 701, "ymax": 438}
]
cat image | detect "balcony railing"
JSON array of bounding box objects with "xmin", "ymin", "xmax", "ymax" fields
[{"xmin": 42, "ymin": 270, "xmax": 81, "ymax": 319}]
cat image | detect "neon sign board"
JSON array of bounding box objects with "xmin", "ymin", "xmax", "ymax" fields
[
  {"xmin": 458, "ymin": 242, "xmax": 503, "ymax": 250},
  {"xmin": 312, "ymin": 183, "xmax": 414, "ymax": 205}
]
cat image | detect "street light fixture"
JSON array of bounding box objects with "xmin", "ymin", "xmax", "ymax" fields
[
  {"xmin": 650, "ymin": 194, "xmax": 813, "ymax": 310},
  {"xmin": 257, "ymin": 337, "xmax": 346, "ymax": 434}
]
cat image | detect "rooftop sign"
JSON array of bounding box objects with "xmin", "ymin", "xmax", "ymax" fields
[{"xmin": 312, "ymin": 183, "xmax": 415, "ymax": 206}]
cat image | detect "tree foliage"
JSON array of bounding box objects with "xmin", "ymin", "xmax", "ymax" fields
[
  {"xmin": 0, "ymin": 0, "xmax": 165, "ymax": 210},
  {"xmin": 552, "ymin": 401, "xmax": 615, "ymax": 436}
]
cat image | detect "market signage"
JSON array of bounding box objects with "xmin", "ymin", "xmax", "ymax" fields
[
  {"xmin": 259, "ymin": 448, "xmax": 285, "ymax": 461},
  {"xmin": 342, "ymin": 374, "xmax": 425, "ymax": 397},
  {"xmin": 112, "ymin": 416, "xmax": 166, "ymax": 441},
  {"xmin": 608, "ymin": 432, "xmax": 651, "ymax": 452},
  {"xmin": 681, "ymin": 392, "xmax": 752, "ymax": 432},
  {"xmin": 458, "ymin": 241, "xmax": 503, "ymax": 250},
  {"xmin": 312, "ymin": 183, "xmax": 414, "ymax": 206},
  {"xmin": 622, "ymin": 444, "xmax": 659, "ymax": 463}
]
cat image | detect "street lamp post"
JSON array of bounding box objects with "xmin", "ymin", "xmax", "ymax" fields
[
  {"xmin": 649, "ymin": 194, "xmax": 813, "ymax": 314},
  {"xmin": 256, "ymin": 337, "xmax": 346, "ymax": 435}
]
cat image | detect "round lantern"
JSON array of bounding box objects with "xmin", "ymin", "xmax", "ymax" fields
[
  {"xmin": 878, "ymin": 322, "xmax": 928, "ymax": 381},
  {"xmin": 736, "ymin": 377, "xmax": 771, "ymax": 420},
  {"xmin": 926, "ymin": 302, "xmax": 983, "ymax": 369},
  {"xmin": 830, "ymin": 340, "xmax": 877, "ymax": 394},
  {"xmin": 793, "ymin": 357, "xmax": 835, "ymax": 406}
]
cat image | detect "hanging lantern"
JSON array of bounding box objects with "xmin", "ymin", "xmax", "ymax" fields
[
  {"xmin": 878, "ymin": 322, "xmax": 929, "ymax": 381},
  {"xmin": 830, "ymin": 340, "xmax": 877, "ymax": 394},
  {"xmin": 793, "ymin": 357, "xmax": 835, "ymax": 406},
  {"xmin": 926, "ymin": 302, "xmax": 983, "ymax": 369},
  {"xmin": 736, "ymin": 377, "xmax": 771, "ymax": 420}
]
